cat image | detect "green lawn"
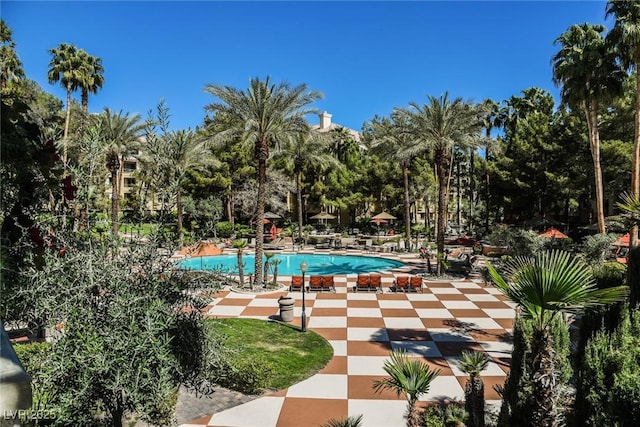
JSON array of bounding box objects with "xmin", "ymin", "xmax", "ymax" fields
[{"xmin": 208, "ymin": 318, "xmax": 333, "ymax": 391}]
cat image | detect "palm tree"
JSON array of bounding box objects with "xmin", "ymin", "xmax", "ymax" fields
[
  {"xmin": 373, "ymin": 349, "xmax": 440, "ymax": 427},
  {"xmin": 76, "ymin": 50, "xmax": 104, "ymax": 114},
  {"xmin": 48, "ymin": 43, "xmax": 84, "ymax": 164},
  {"xmin": 204, "ymin": 77, "xmax": 322, "ymax": 287},
  {"xmin": 397, "ymin": 93, "xmax": 483, "ymax": 271},
  {"xmin": 163, "ymin": 129, "xmax": 217, "ymax": 244},
  {"xmin": 552, "ymin": 23, "xmax": 625, "ymax": 234},
  {"xmin": 94, "ymin": 109, "xmax": 145, "ymax": 235},
  {"xmin": 232, "ymin": 239, "xmax": 248, "ymax": 288},
  {"xmin": 607, "ymin": 0, "xmax": 640, "ymax": 246},
  {"xmin": 459, "ymin": 350, "xmax": 489, "ymax": 427},
  {"xmin": 370, "ymin": 113, "xmax": 417, "ymax": 251},
  {"xmin": 0, "ymin": 20, "xmax": 25, "ymax": 90},
  {"xmin": 479, "ymin": 99, "xmax": 502, "ymax": 229},
  {"xmin": 487, "ymin": 250, "xmax": 628, "ymax": 426},
  {"xmin": 272, "ymin": 129, "xmax": 336, "ymax": 241}
]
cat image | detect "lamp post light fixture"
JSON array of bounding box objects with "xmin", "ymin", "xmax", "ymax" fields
[{"xmin": 300, "ymin": 261, "xmax": 308, "ymax": 332}]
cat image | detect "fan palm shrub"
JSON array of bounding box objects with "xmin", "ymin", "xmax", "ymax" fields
[
  {"xmin": 373, "ymin": 350, "xmax": 440, "ymax": 427},
  {"xmin": 487, "ymin": 250, "xmax": 628, "ymax": 426}
]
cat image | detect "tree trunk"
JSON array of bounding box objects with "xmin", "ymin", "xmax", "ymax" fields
[
  {"xmin": 584, "ymin": 103, "xmax": 605, "ymax": 234},
  {"xmin": 631, "ymin": 67, "xmax": 640, "ymax": 248},
  {"xmin": 436, "ymin": 150, "xmax": 448, "ymax": 274},
  {"xmin": 176, "ymin": 187, "xmax": 183, "ymax": 245},
  {"xmin": 403, "ymin": 165, "xmax": 411, "ymax": 251},
  {"xmin": 237, "ymin": 250, "xmax": 245, "ymax": 287},
  {"xmin": 63, "ymin": 81, "xmax": 71, "ymax": 166},
  {"xmin": 465, "ymin": 375, "xmax": 485, "ymax": 427},
  {"xmin": 297, "ymin": 168, "xmax": 304, "ymax": 240},
  {"xmin": 531, "ymin": 328, "xmax": 559, "ymax": 427},
  {"xmin": 227, "ymin": 182, "xmax": 234, "ymax": 225},
  {"xmin": 407, "ymin": 399, "xmax": 421, "ymax": 427},
  {"xmin": 82, "ymin": 88, "xmax": 89, "ymax": 114},
  {"xmin": 253, "ymin": 139, "xmax": 268, "ymax": 288},
  {"xmin": 111, "ymin": 168, "xmax": 119, "ymax": 235}
]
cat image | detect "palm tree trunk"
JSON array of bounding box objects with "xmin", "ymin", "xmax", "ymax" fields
[
  {"xmin": 407, "ymin": 399, "xmax": 421, "ymax": 427},
  {"xmin": 81, "ymin": 89, "xmax": 88, "ymax": 114},
  {"xmin": 631, "ymin": 67, "xmax": 640, "ymax": 248},
  {"xmin": 436, "ymin": 150, "xmax": 448, "ymax": 274},
  {"xmin": 253, "ymin": 140, "xmax": 268, "ymax": 288},
  {"xmin": 63, "ymin": 82, "xmax": 71, "ymax": 165},
  {"xmin": 465, "ymin": 376, "xmax": 485, "ymax": 427},
  {"xmin": 297, "ymin": 168, "xmax": 304, "ymax": 240},
  {"xmin": 403, "ymin": 165, "xmax": 411, "ymax": 250},
  {"xmin": 177, "ymin": 187, "xmax": 183, "ymax": 244},
  {"xmin": 531, "ymin": 328, "xmax": 559, "ymax": 427},
  {"xmin": 111, "ymin": 168, "xmax": 119, "ymax": 235},
  {"xmin": 227, "ymin": 182, "xmax": 234, "ymax": 225},
  {"xmin": 237, "ymin": 250, "xmax": 245, "ymax": 287},
  {"xmin": 585, "ymin": 103, "xmax": 605, "ymax": 234}
]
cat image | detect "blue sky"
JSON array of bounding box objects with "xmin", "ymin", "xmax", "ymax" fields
[{"xmin": 4, "ymin": 0, "xmax": 610, "ymax": 132}]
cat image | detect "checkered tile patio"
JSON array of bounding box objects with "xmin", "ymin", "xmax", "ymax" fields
[{"xmin": 179, "ymin": 250, "xmax": 514, "ymax": 427}]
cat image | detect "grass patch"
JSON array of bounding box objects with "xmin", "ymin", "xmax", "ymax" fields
[{"xmin": 208, "ymin": 318, "xmax": 333, "ymax": 391}]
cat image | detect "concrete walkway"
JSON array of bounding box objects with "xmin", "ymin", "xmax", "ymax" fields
[{"xmin": 179, "ymin": 250, "xmax": 513, "ymax": 427}]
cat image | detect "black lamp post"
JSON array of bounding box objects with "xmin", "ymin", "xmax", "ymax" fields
[{"xmin": 300, "ymin": 261, "xmax": 308, "ymax": 332}]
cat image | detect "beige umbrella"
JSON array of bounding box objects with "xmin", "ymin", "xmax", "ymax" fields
[
  {"xmin": 310, "ymin": 212, "xmax": 337, "ymax": 220},
  {"xmin": 372, "ymin": 211, "xmax": 397, "ymax": 220}
]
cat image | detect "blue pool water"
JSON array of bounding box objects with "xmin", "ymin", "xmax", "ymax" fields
[{"xmin": 177, "ymin": 253, "xmax": 404, "ymax": 275}]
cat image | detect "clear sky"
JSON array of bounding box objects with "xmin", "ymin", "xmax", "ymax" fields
[{"xmin": 3, "ymin": 0, "xmax": 610, "ymax": 132}]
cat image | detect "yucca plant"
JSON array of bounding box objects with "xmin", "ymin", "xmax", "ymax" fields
[
  {"xmin": 459, "ymin": 350, "xmax": 489, "ymax": 427},
  {"xmin": 487, "ymin": 250, "xmax": 628, "ymax": 426},
  {"xmin": 373, "ymin": 350, "xmax": 440, "ymax": 427}
]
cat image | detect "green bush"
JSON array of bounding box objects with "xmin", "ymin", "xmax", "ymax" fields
[
  {"xmin": 578, "ymin": 234, "xmax": 616, "ymax": 266},
  {"xmin": 497, "ymin": 315, "xmax": 571, "ymax": 427},
  {"xmin": 574, "ymin": 307, "xmax": 640, "ymax": 426},
  {"xmin": 214, "ymin": 221, "xmax": 235, "ymax": 237}
]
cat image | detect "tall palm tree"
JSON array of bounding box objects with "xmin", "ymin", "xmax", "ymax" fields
[
  {"xmin": 204, "ymin": 77, "xmax": 322, "ymax": 286},
  {"xmin": 479, "ymin": 99, "xmax": 502, "ymax": 229},
  {"xmin": 459, "ymin": 350, "xmax": 490, "ymax": 427},
  {"xmin": 163, "ymin": 129, "xmax": 217, "ymax": 244},
  {"xmin": 552, "ymin": 23, "xmax": 625, "ymax": 234},
  {"xmin": 487, "ymin": 250, "xmax": 628, "ymax": 426},
  {"xmin": 94, "ymin": 109, "xmax": 145, "ymax": 235},
  {"xmin": 607, "ymin": 0, "xmax": 640, "ymax": 246},
  {"xmin": 272, "ymin": 129, "xmax": 337, "ymax": 241},
  {"xmin": 370, "ymin": 113, "xmax": 417, "ymax": 251},
  {"xmin": 48, "ymin": 43, "xmax": 83, "ymax": 165},
  {"xmin": 373, "ymin": 350, "xmax": 440, "ymax": 427},
  {"xmin": 76, "ymin": 50, "xmax": 104, "ymax": 114},
  {"xmin": 397, "ymin": 93, "xmax": 483, "ymax": 270}
]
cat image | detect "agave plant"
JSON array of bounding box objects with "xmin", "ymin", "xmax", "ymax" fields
[{"xmin": 459, "ymin": 350, "xmax": 490, "ymax": 427}]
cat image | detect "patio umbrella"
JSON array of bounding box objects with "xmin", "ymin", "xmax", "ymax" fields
[
  {"xmin": 310, "ymin": 212, "xmax": 337, "ymax": 220},
  {"xmin": 371, "ymin": 218, "xmax": 388, "ymax": 225},
  {"xmin": 613, "ymin": 233, "xmax": 630, "ymax": 247},
  {"xmin": 538, "ymin": 227, "xmax": 569, "ymax": 239},
  {"xmin": 270, "ymin": 223, "xmax": 277, "ymax": 240},
  {"xmin": 372, "ymin": 211, "xmax": 397, "ymax": 221},
  {"xmin": 264, "ymin": 211, "xmax": 282, "ymax": 219}
]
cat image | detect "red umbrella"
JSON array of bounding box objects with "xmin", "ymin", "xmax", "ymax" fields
[
  {"xmin": 538, "ymin": 227, "xmax": 569, "ymax": 239},
  {"xmin": 270, "ymin": 223, "xmax": 277, "ymax": 240},
  {"xmin": 613, "ymin": 233, "xmax": 630, "ymax": 247}
]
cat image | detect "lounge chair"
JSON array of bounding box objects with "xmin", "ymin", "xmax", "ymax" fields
[
  {"xmin": 290, "ymin": 275, "xmax": 304, "ymax": 292},
  {"xmin": 369, "ymin": 274, "xmax": 383, "ymax": 292},
  {"xmin": 392, "ymin": 276, "xmax": 409, "ymax": 293},
  {"xmin": 321, "ymin": 275, "xmax": 336, "ymax": 292},
  {"xmin": 354, "ymin": 274, "xmax": 371, "ymax": 292},
  {"xmin": 308, "ymin": 275, "xmax": 324, "ymax": 291},
  {"xmin": 264, "ymin": 237, "xmax": 286, "ymax": 250},
  {"xmin": 408, "ymin": 276, "xmax": 423, "ymax": 293}
]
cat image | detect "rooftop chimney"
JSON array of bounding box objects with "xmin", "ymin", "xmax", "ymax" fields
[{"xmin": 319, "ymin": 111, "xmax": 332, "ymax": 130}]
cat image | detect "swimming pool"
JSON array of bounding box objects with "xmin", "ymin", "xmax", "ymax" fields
[{"xmin": 177, "ymin": 253, "xmax": 405, "ymax": 275}]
